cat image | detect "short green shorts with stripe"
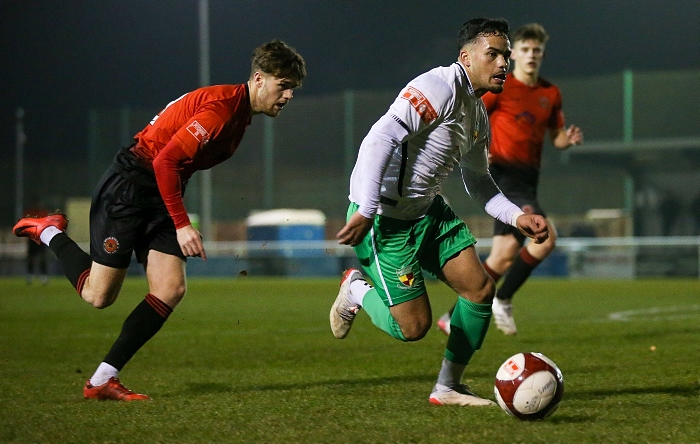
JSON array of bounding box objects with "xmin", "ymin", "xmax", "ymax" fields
[{"xmin": 349, "ymin": 194, "xmax": 476, "ymax": 306}]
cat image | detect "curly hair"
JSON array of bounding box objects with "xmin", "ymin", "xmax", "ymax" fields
[{"xmin": 457, "ymin": 17, "xmax": 510, "ymax": 50}]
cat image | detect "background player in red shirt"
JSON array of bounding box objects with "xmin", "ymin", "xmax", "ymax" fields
[
  {"xmin": 438, "ymin": 23, "xmax": 582, "ymax": 336},
  {"xmin": 13, "ymin": 40, "xmax": 306, "ymax": 400}
]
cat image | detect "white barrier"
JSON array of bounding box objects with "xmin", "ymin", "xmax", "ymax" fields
[{"xmin": 2, "ymin": 237, "xmax": 699, "ymax": 278}]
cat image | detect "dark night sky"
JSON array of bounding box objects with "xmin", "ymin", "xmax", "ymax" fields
[{"xmin": 1, "ymin": 0, "xmax": 698, "ymax": 161}]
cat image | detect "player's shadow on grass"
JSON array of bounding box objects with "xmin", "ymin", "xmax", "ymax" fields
[
  {"xmin": 565, "ymin": 382, "xmax": 699, "ymax": 400},
  {"xmin": 182, "ymin": 372, "xmax": 493, "ymax": 396}
]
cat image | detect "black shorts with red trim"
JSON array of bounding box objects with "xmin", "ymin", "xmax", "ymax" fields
[{"xmin": 89, "ymin": 148, "xmax": 185, "ymax": 268}]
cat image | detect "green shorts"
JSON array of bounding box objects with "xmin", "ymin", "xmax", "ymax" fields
[{"xmin": 349, "ymin": 194, "xmax": 476, "ymax": 306}]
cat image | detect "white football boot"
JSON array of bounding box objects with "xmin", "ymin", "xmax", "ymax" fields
[
  {"xmin": 329, "ymin": 268, "xmax": 363, "ymax": 339},
  {"xmin": 492, "ymin": 297, "xmax": 517, "ymax": 336},
  {"xmin": 429, "ymin": 383, "xmax": 496, "ymax": 406}
]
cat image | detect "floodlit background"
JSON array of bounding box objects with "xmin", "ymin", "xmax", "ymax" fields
[{"xmin": 1, "ymin": 0, "xmax": 699, "ymax": 277}]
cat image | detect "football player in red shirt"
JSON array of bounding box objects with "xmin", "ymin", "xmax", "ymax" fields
[
  {"xmin": 438, "ymin": 23, "xmax": 582, "ymax": 336},
  {"xmin": 14, "ymin": 40, "xmax": 306, "ymax": 400}
]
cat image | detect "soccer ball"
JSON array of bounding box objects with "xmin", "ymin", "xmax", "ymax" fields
[{"xmin": 494, "ymin": 352, "xmax": 564, "ymax": 420}]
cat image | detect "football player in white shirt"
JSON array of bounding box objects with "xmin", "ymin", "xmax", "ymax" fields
[{"xmin": 330, "ymin": 18, "xmax": 548, "ymax": 406}]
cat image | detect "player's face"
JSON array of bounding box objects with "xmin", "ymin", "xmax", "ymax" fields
[
  {"xmin": 511, "ymin": 39, "xmax": 545, "ymax": 76},
  {"xmin": 253, "ymin": 72, "xmax": 298, "ymax": 117},
  {"xmin": 461, "ymin": 34, "xmax": 511, "ymax": 96}
]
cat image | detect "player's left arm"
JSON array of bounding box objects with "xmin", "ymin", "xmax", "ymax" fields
[
  {"xmin": 549, "ymin": 90, "xmax": 583, "ymax": 149},
  {"xmin": 551, "ymin": 124, "xmax": 583, "ymax": 149},
  {"xmin": 153, "ymin": 105, "xmax": 229, "ymax": 258},
  {"xmin": 152, "ymin": 140, "xmax": 207, "ymax": 260}
]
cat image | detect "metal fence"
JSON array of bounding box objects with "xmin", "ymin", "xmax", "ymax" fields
[
  {"xmin": 2, "ymin": 236, "xmax": 699, "ymax": 279},
  {"xmin": 2, "ymin": 69, "xmax": 699, "ymax": 238}
]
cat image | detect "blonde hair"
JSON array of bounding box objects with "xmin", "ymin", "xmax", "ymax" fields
[{"xmin": 511, "ymin": 23, "xmax": 549, "ymax": 44}]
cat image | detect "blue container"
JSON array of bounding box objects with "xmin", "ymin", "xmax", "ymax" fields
[{"xmin": 245, "ymin": 209, "xmax": 334, "ymax": 276}]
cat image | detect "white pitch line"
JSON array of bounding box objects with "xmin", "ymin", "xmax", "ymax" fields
[{"xmin": 608, "ymin": 304, "xmax": 700, "ymax": 322}]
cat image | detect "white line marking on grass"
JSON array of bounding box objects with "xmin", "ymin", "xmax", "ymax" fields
[{"xmin": 608, "ymin": 305, "xmax": 700, "ymax": 322}]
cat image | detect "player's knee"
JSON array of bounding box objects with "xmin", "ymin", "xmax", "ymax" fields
[
  {"xmin": 401, "ymin": 320, "xmax": 431, "ymax": 341},
  {"xmin": 473, "ymin": 278, "xmax": 496, "ymax": 305},
  {"xmin": 171, "ymin": 284, "xmax": 187, "ymax": 305},
  {"xmin": 159, "ymin": 283, "xmax": 187, "ymax": 308},
  {"xmin": 500, "ymin": 257, "xmax": 515, "ymax": 271},
  {"xmin": 83, "ymin": 291, "xmax": 118, "ymax": 309}
]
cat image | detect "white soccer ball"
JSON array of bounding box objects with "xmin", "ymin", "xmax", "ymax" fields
[{"xmin": 494, "ymin": 352, "xmax": 564, "ymax": 420}]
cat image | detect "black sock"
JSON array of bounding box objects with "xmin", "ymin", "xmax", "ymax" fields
[
  {"xmin": 48, "ymin": 233, "xmax": 92, "ymax": 293},
  {"xmin": 103, "ymin": 294, "xmax": 173, "ymax": 371},
  {"xmin": 496, "ymin": 247, "xmax": 541, "ymax": 301}
]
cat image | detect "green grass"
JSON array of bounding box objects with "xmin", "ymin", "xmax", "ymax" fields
[{"xmin": 1, "ymin": 276, "xmax": 698, "ymax": 443}]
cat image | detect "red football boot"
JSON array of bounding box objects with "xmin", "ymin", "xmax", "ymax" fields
[
  {"xmin": 13, "ymin": 213, "xmax": 68, "ymax": 245},
  {"xmin": 83, "ymin": 377, "xmax": 150, "ymax": 401}
]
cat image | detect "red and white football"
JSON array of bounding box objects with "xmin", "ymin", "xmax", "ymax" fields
[{"xmin": 494, "ymin": 352, "xmax": 564, "ymax": 420}]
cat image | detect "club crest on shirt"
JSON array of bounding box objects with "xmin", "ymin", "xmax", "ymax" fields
[
  {"xmin": 396, "ymin": 264, "xmax": 418, "ymax": 289},
  {"xmin": 401, "ymin": 86, "xmax": 437, "ymax": 124},
  {"xmin": 103, "ymin": 237, "xmax": 120, "ymax": 254},
  {"xmin": 186, "ymin": 120, "xmax": 210, "ymax": 143},
  {"xmin": 539, "ymin": 96, "xmax": 550, "ymax": 109}
]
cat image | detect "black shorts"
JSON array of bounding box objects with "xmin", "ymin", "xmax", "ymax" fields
[
  {"xmin": 89, "ymin": 148, "xmax": 185, "ymax": 268},
  {"xmin": 490, "ymin": 163, "xmax": 546, "ymax": 244}
]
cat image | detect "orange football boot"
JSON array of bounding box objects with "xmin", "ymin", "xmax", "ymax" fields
[
  {"xmin": 83, "ymin": 377, "xmax": 150, "ymax": 401},
  {"xmin": 13, "ymin": 213, "xmax": 68, "ymax": 245}
]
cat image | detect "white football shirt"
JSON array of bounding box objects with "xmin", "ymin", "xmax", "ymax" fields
[{"xmin": 350, "ymin": 62, "xmax": 518, "ymax": 223}]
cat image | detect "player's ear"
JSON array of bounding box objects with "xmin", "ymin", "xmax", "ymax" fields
[{"xmin": 459, "ymin": 48, "xmax": 470, "ymax": 67}]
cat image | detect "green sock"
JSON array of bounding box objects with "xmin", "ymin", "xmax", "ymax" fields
[
  {"xmin": 444, "ymin": 297, "xmax": 492, "ymax": 364},
  {"xmin": 361, "ymin": 288, "xmax": 407, "ymax": 342}
]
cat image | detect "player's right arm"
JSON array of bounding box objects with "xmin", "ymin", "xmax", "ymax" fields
[
  {"xmin": 337, "ymin": 114, "xmax": 404, "ymax": 246},
  {"xmin": 338, "ymin": 74, "xmax": 451, "ymax": 246}
]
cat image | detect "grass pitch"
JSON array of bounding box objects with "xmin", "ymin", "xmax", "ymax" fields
[{"xmin": 0, "ymin": 276, "xmax": 698, "ymax": 443}]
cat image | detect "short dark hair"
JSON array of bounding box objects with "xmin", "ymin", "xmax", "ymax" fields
[
  {"xmin": 511, "ymin": 23, "xmax": 549, "ymax": 45},
  {"xmin": 457, "ymin": 18, "xmax": 510, "ymax": 50},
  {"xmin": 251, "ymin": 40, "xmax": 306, "ymax": 85}
]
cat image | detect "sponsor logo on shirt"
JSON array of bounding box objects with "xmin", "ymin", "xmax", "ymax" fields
[
  {"xmin": 186, "ymin": 120, "xmax": 210, "ymax": 143},
  {"xmin": 401, "ymin": 87, "xmax": 437, "ymax": 124},
  {"xmin": 515, "ymin": 111, "xmax": 536, "ymax": 125}
]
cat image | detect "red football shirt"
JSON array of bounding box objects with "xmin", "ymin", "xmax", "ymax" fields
[
  {"xmin": 482, "ymin": 73, "xmax": 565, "ymax": 170},
  {"xmin": 131, "ymin": 84, "xmax": 252, "ymax": 228}
]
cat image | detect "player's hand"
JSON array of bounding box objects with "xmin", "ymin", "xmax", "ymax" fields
[
  {"xmin": 566, "ymin": 124, "xmax": 583, "ymax": 146},
  {"xmin": 176, "ymin": 224, "xmax": 207, "ymax": 260},
  {"xmin": 337, "ymin": 211, "xmax": 374, "ymax": 246},
  {"xmin": 515, "ymin": 214, "xmax": 549, "ymax": 244}
]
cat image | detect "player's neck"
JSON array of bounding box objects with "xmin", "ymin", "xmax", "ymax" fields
[
  {"xmin": 247, "ymin": 80, "xmax": 260, "ymax": 115},
  {"xmin": 513, "ymin": 69, "xmax": 539, "ymax": 87}
]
